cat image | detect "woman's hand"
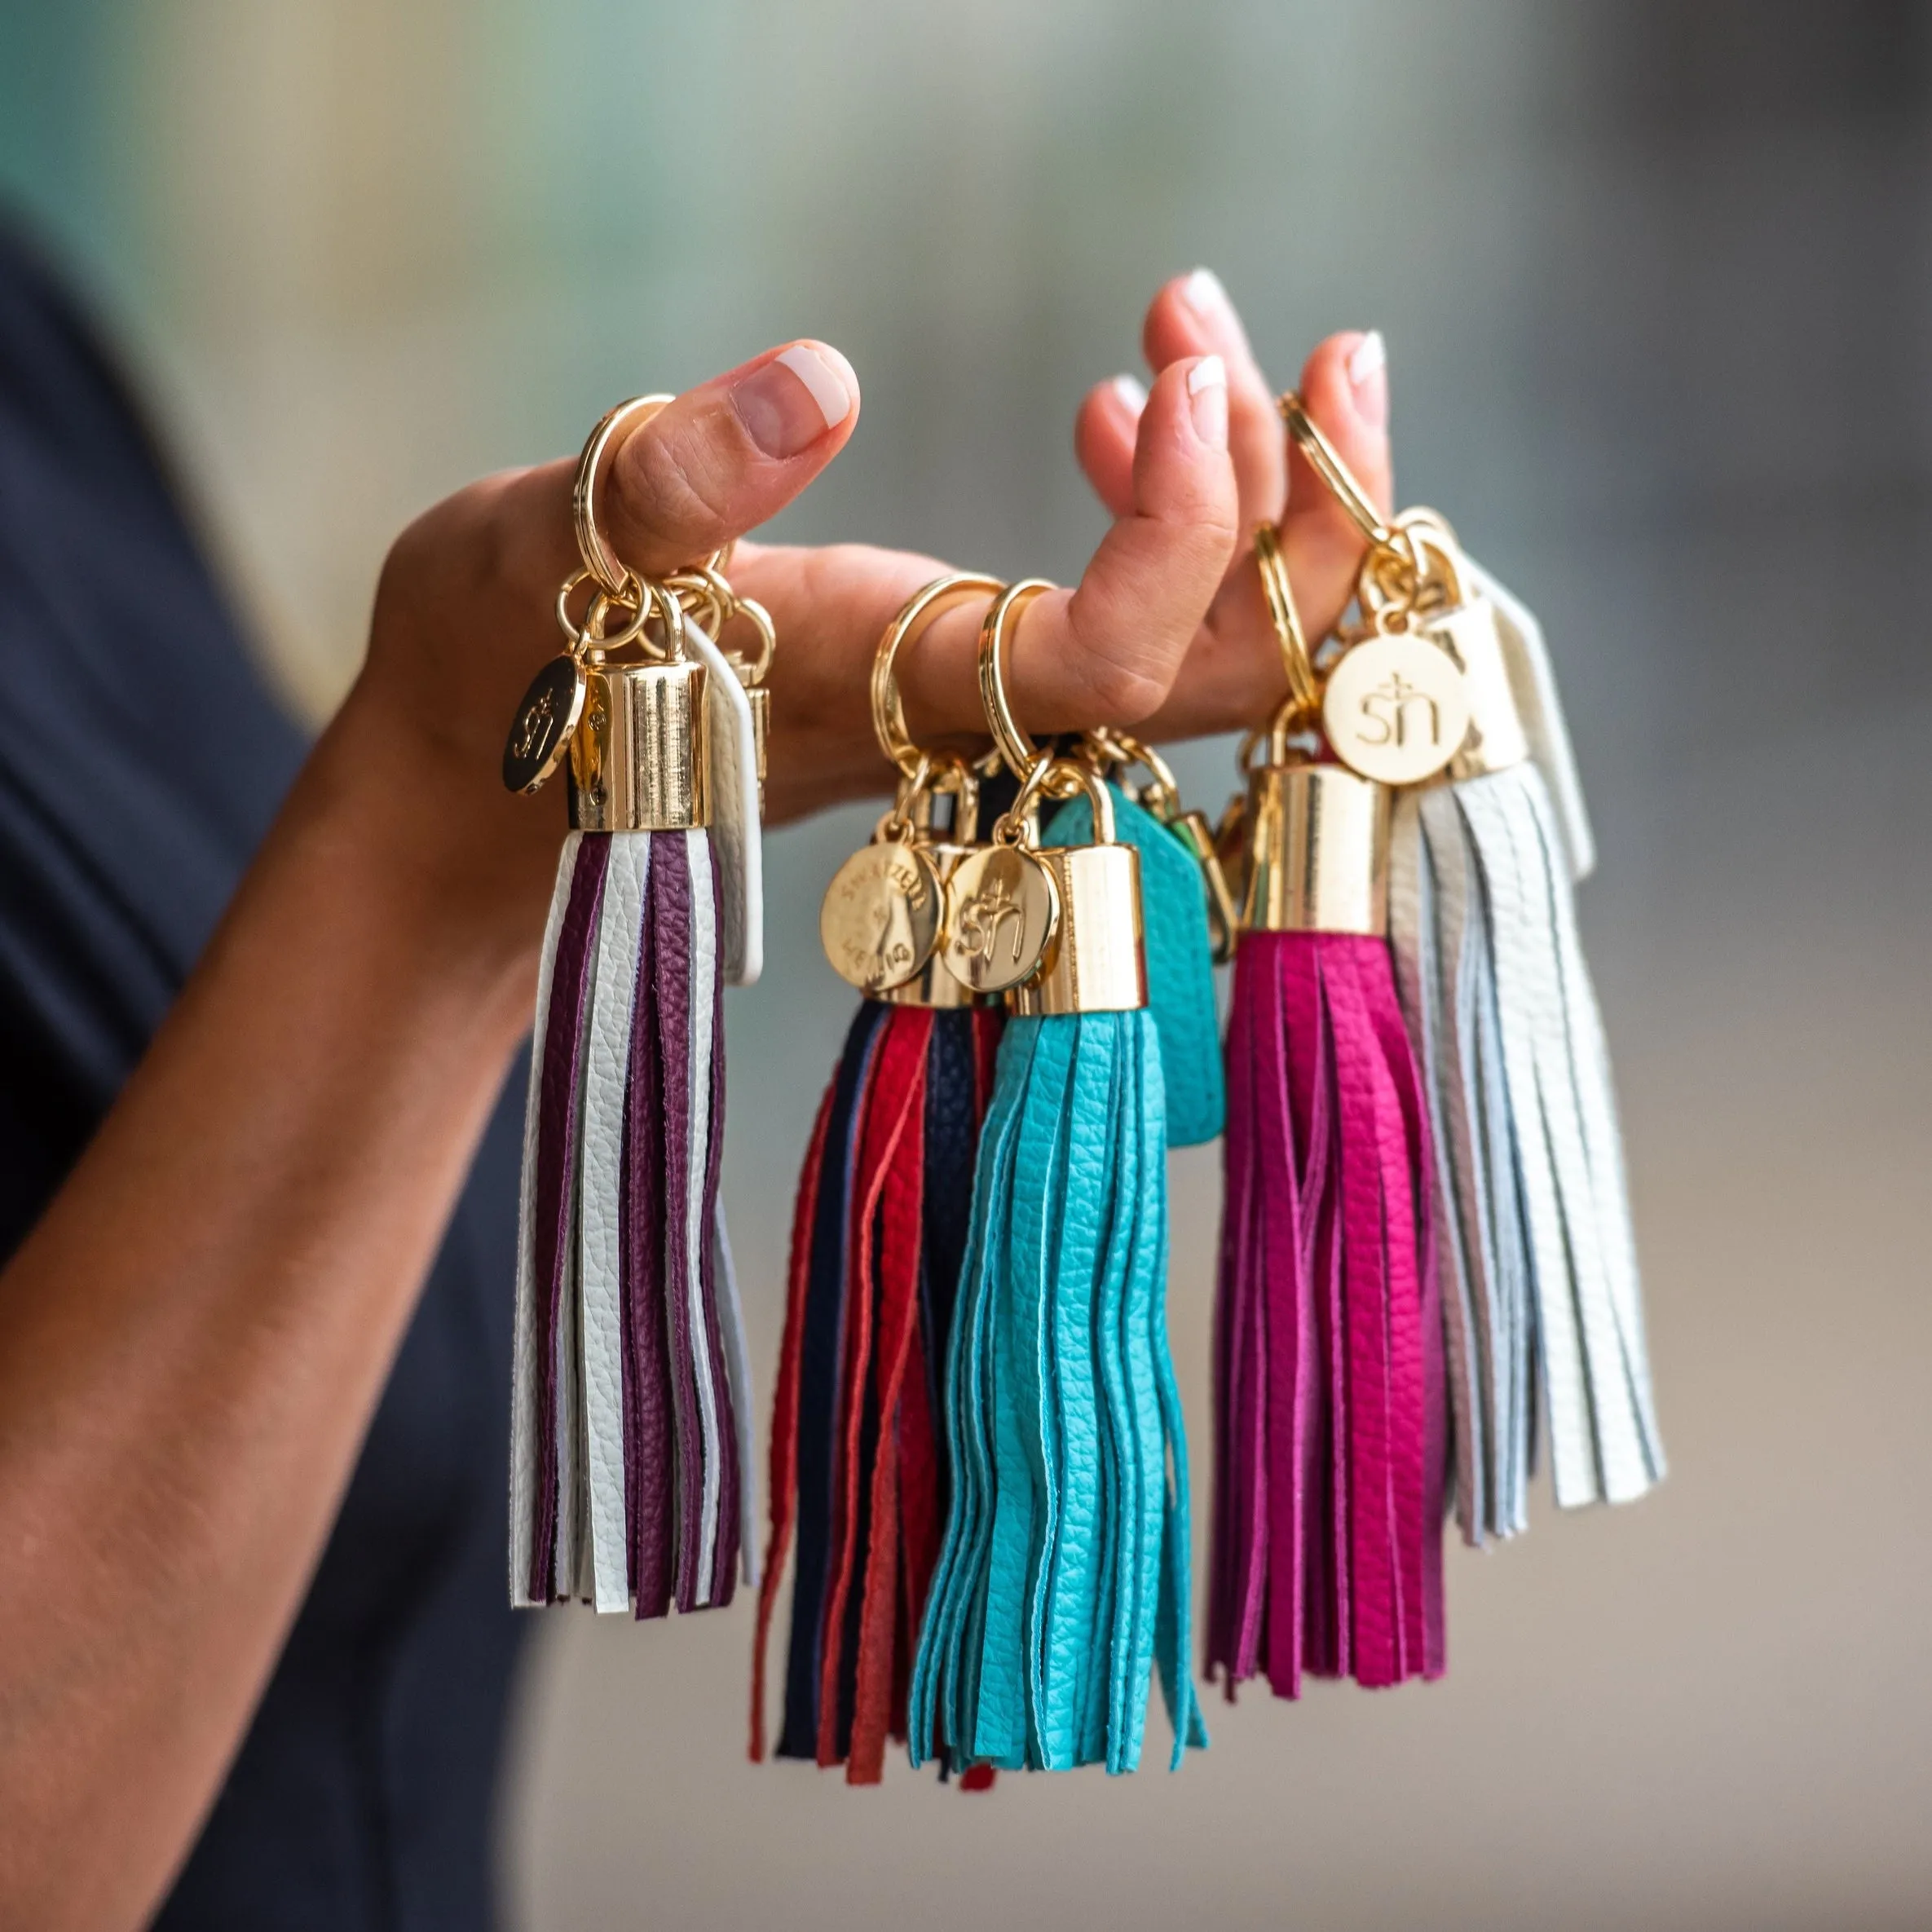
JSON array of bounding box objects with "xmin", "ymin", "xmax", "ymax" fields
[
  {"xmin": 336, "ymin": 333, "xmax": 1242, "ymax": 972},
  {"xmin": 1071, "ymin": 271, "xmax": 1394, "ymax": 738}
]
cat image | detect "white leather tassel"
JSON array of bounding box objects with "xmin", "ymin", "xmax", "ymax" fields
[{"xmin": 1391, "ymin": 760, "xmax": 1664, "ymax": 1545}]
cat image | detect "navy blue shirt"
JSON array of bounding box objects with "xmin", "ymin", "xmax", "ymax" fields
[{"xmin": 0, "ymin": 226, "xmax": 526, "ymax": 1930}]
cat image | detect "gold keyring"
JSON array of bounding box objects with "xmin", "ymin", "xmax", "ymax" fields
[
  {"xmin": 574, "ymin": 395, "xmax": 737, "ymax": 599},
  {"xmin": 574, "ymin": 395, "xmax": 672, "ymax": 595},
  {"xmin": 1278, "ymin": 390, "xmax": 1388, "ymax": 547},
  {"xmin": 872, "ymin": 571, "xmax": 1005, "ymax": 779},
  {"xmin": 977, "ymin": 577, "xmax": 1056, "ymax": 778},
  {"xmin": 995, "ymin": 749, "xmax": 1115, "ymax": 848},
  {"xmin": 589, "ymin": 574, "xmax": 687, "ymax": 664},
  {"xmin": 1253, "ymin": 522, "xmax": 1320, "ymax": 718},
  {"xmin": 1083, "ymin": 725, "xmax": 1180, "ymax": 819}
]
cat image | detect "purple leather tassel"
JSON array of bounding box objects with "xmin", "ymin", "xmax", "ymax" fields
[{"xmin": 512, "ymin": 828, "xmax": 746, "ymax": 1617}]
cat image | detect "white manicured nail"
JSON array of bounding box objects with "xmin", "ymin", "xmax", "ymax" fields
[
  {"xmin": 1111, "ymin": 373, "xmax": 1149, "ymax": 413},
  {"xmin": 1181, "ymin": 267, "xmax": 1232, "ymax": 320},
  {"xmin": 775, "ymin": 342, "xmax": 857, "ymax": 429},
  {"xmin": 1347, "ymin": 330, "xmax": 1388, "ymax": 427},
  {"xmin": 1187, "ymin": 355, "xmax": 1228, "ymax": 447}
]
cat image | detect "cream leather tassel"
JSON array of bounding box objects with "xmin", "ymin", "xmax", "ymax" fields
[{"xmin": 1383, "ymin": 529, "xmax": 1662, "ymax": 1542}]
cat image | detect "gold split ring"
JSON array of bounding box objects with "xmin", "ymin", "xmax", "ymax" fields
[
  {"xmin": 977, "ymin": 577, "xmax": 1056, "ymax": 778},
  {"xmin": 871, "ymin": 571, "xmax": 1004, "ymax": 780}
]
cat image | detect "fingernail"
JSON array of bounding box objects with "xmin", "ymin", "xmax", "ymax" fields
[
  {"xmin": 1111, "ymin": 373, "xmax": 1149, "ymax": 414},
  {"xmin": 1180, "ymin": 267, "xmax": 1233, "ymax": 322},
  {"xmin": 734, "ymin": 342, "xmax": 856, "ymax": 457},
  {"xmin": 1187, "ymin": 354, "xmax": 1228, "ymax": 448},
  {"xmin": 1347, "ymin": 330, "xmax": 1388, "ymax": 429}
]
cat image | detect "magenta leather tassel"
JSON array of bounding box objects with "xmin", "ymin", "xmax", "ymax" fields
[{"xmin": 1211, "ymin": 929, "xmax": 1445, "ymax": 1696}]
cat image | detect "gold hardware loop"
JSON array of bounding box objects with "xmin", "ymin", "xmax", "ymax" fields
[
  {"xmin": 574, "ymin": 394, "xmax": 738, "ymax": 611},
  {"xmin": 1356, "ymin": 507, "xmax": 1467, "ymax": 624},
  {"xmin": 1252, "ymin": 520, "xmax": 1321, "ymax": 719},
  {"xmin": 1278, "ymin": 390, "xmax": 1389, "ymax": 548},
  {"xmin": 880, "ymin": 748, "xmax": 981, "ymax": 845},
  {"xmin": 1278, "ymin": 391, "xmax": 1455, "ymax": 630},
  {"xmin": 574, "ymin": 395, "xmax": 672, "ymax": 596},
  {"xmin": 1082, "ymin": 726, "xmax": 1180, "ymax": 821},
  {"xmin": 557, "ymin": 570, "xmax": 686, "ymax": 665},
  {"xmin": 977, "ymin": 577, "xmax": 1057, "ymax": 778},
  {"xmin": 664, "ymin": 563, "xmax": 777, "ymax": 683},
  {"xmin": 995, "ymin": 749, "xmax": 1115, "ymax": 849},
  {"xmin": 871, "ymin": 571, "xmax": 1005, "ymax": 779}
]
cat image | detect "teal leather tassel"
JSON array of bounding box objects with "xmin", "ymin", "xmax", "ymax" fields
[
  {"xmin": 910, "ymin": 1008, "xmax": 1207, "ymax": 1775},
  {"xmin": 1045, "ymin": 783, "xmax": 1224, "ymax": 1148}
]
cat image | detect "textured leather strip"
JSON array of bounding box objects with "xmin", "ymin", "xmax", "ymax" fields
[
  {"xmin": 685, "ymin": 621, "xmax": 764, "ymax": 986},
  {"xmin": 846, "ymin": 1008, "xmax": 933, "ymax": 1781},
  {"xmin": 817, "ymin": 1007, "xmax": 927, "ymax": 1763},
  {"xmin": 622, "ymin": 839, "xmax": 674, "ymax": 1617},
  {"xmin": 1467, "ymin": 560, "xmax": 1595, "ymax": 881},
  {"xmin": 681, "ymin": 831, "xmax": 727, "ymax": 1607},
  {"xmin": 512, "ymin": 836, "xmax": 582, "ymax": 1608},
  {"xmin": 579, "ymin": 832, "xmax": 652, "ymax": 1612},
  {"xmin": 651, "ymin": 832, "xmax": 704, "ymax": 1608},
  {"xmin": 778, "ymin": 1004, "xmax": 886, "ymax": 1760},
  {"xmin": 751, "ymin": 1079, "xmax": 833, "ymax": 1760},
  {"xmin": 527, "ymin": 835, "xmax": 610, "ymax": 1603}
]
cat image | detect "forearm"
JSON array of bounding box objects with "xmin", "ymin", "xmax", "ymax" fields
[{"xmin": 0, "ymin": 699, "xmax": 545, "ymax": 1931}]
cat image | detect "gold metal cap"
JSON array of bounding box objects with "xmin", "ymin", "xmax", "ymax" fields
[
  {"xmin": 568, "ymin": 659, "xmax": 709, "ymax": 831},
  {"xmin": 1241, "ymin": 763, "xmax": 1388, "ymax": 936}
]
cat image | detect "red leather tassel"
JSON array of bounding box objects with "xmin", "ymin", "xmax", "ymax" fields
[
  {"xmin": 752, "ymin": 1002, "xmax": 1002, "ymax": 1782},
  {"xmin": 1211, "ymin": 929, "xmax": 1445, "ymax": 1696}
]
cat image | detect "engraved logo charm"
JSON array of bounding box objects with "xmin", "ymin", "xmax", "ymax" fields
[
  {"xmin": 941, "ymin": 846, "xmax": 1059, "ymax": 995},
  {"xmin": 1322, "ymin": 630, "xmax": 1471, "ymax": 787},
  {"xmin": 818, "ymin": 840, "xmax": 945, "ymax": 995},
  {"xmin": 502, "ymin": 655, "xmax": 587, "ymax": 794}
]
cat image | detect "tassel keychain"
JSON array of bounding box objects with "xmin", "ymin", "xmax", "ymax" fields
[
  {"xmin": 911, "ymin": 581, "xmax": 1206, "ymax": 1776},
  {"xmin": 1282, "ymin": 398, "xmax": 1662, "ymax": 1545},
  {"xmin": 504, "ymin": 396, "xmax": 762, "ymax": 1618},
  {"xmin": 752, "ymin": 573, "xmax": 1005, "ymax": 1785},
  {"xmin": 1209, "ymin": 539, "xmax": 1445, "ymax": 1698}
]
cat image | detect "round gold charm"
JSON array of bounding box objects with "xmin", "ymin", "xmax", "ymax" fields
[
  {"xmin": 819, "ymin": 840, "xmax": 946, "ymax": 994},
  {"xmin": 503, "ymin": 655, "xmax": 586, "ymax": 794},
  {"xmin": 941, "ymin": 846, "xmax": 1060, "ymax": 995},
  {"xmin": 1321, "ymin": 630, "xmax": 1471, "ymax": 787}
]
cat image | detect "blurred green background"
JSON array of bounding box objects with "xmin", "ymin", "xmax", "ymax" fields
[{"xmin": 4, "ymin": 3, "xmax": 1930, "ymax": 1928}]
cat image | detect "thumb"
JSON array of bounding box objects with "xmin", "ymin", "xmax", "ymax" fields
[{"xmin": 601, "ymin": 341, "xmax": 861, "ymax": 573}]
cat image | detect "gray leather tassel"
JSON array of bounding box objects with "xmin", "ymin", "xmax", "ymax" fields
[{"xmin": 1387, "ymin": 562, "xmax": 1663, "ymax": 1544}]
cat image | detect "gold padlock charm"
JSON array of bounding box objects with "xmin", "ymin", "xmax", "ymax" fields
[{"xmin": 1006, "ymin": 765, "xmax": 1148, "ymax": 1017}]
